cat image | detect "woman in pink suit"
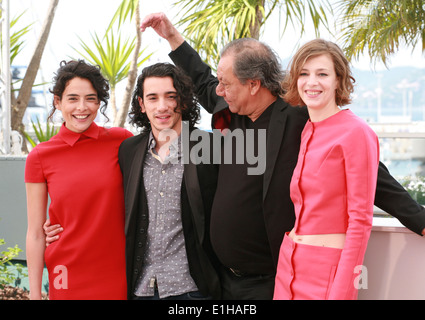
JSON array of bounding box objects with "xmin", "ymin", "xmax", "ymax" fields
[{"xmin": 273, "ymin": 39, "xmax": 379, "ymax": 300}]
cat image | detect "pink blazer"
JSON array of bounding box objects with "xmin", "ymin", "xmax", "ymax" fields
[{"xmin": 290, "ymin": 109, "xmax": 379, "ymax": 299}]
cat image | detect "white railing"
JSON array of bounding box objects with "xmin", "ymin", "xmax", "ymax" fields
[
  {"xmin": 375, "ymin": 129, "xmax": 425, "ymax": 210},
  {"xmin": 0, "ymin": 0, "xmax": 11, "ymax": 155},
  {"xmin": 359, "ymin": 129, "xmax": 425, "ymax": 299}
]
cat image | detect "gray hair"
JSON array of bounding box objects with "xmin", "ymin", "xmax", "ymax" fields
[{"xmin": 221, "ymin": 38, "xmax": 284, "ymax": 96}]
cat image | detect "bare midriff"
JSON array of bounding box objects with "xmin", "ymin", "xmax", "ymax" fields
[{"xmin": 288, "ymin": 229, "xmax": 346, "ymax": 249}]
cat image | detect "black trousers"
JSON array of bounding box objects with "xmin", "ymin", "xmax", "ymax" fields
[{"xmin": 219, "ymin": 266, "xmax": 275, "ymax": 300}]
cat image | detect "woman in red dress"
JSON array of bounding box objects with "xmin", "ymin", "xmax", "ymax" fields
[{"xmin": 25, "ymin": 60, "xmax": 133, "ymax": 300}]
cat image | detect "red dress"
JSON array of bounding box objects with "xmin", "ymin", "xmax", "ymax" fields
[{"xmin": 25, "ymin": 122, "xmax": 133, "ymax": 300}]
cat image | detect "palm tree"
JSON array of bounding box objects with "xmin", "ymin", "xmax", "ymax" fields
[
  {"xmin": 335, "ymin": 0, "xmax": 425, "ymax": 66},
  {"xmin": 9, "ymin": 12, "xmax": 32, "ymax": 65},
  {"xmin": 108, "ymin": 0, "xmax": 142, "ymax": 127},
  {"xmin": 7, "ymin": 12, "xmax": 32, "ymax": 116},
  {"xmin": 74, "ymin": 29, "xmax": 151, "ymax": 123},
  {"xmin": 10, "ymin": 0, "xmax": 59, "ymax": 153},
  {"xmin": 173, "ymin": 0, "xmax": 332, "ymax": 67}
]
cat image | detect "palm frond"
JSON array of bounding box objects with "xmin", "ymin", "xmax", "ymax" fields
[
  {"xmin": 6, "ymin": 12, "xmax": 33, "ymax": 64},
  {"xmin": 174, "ymin": 0, "xmax": 331, "ymax": 67},
  {"xmin": 24, "ymin": 117, "xmax": 59, "ymax": 147},
  {"xmin": 72, "ymin": 29, "xmax": 152, "ymax": 88},
  {"xmin": 336, "ymin": 0, "xmax": 425, "ymax": 66},
  {"xmin": 106, "ymin": 0, "xmax": 139, "ymax": 32}
]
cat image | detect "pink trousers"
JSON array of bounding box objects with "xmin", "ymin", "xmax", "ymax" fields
[{"xmin": 273, "ymin": 233, "xmax": 343, "ymax": 300}]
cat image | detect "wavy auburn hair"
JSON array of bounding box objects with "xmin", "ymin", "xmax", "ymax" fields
[{"xmin": 282, "ymin": 39, "xmax": 355, "ymax": 107}]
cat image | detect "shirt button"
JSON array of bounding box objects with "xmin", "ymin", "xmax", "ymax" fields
[
  {"xmin": 161, "ymin": 170, "xmax": 165, "ymax": 175},
  {"xmin": 159, "ymin": 192, "xmax": 164, "ymax": 197}
]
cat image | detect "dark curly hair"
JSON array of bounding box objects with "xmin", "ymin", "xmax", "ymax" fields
[
  {"xmin": 48, "ymin": 60, "xmax": 110, "ymax": 121},
  {"xmin": 129, "ymin": 62, "xmax": 200, "ymax": 132}
]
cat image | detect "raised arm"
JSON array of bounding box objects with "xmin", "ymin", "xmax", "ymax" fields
[
  {"xmin": 141, "ymin": 12, "xmax": 227, "ymax": 116},
  {"xmin": 140, "ymin": 12, "xmax": 184, "ymax": 51},
  {"xmin": 25, "ymin": 182, "xmax": 48, "ymax": 300}
]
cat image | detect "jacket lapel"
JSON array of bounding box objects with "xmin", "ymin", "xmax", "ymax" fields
[
  {"xmin": 124, "ymin": 134, "xmax": 149, "ymax": 235},
  {"xmin": 183, "ymin": 138, "xmax": 205, "ymax": 244},
  {"xmin": 263, "ymin": 100, "xmax": 288, "ymax": 200}
]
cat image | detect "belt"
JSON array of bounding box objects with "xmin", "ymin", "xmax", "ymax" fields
[
  {"xmin": 228, "ymin": 268, "xmax": 248, "ymax": 277},
  {"xmin": 228, "ymin": 267, "xmax": 273, "ymax": 278}
]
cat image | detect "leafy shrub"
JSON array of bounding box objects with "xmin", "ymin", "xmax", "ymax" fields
[
  {"xmin": 0, "ymin": 239, "xmax": 27, "ymax": 289},
  {"xmin": 24, "ymin": 117, "xmax": 59, "ymax": 147},
  {"xmin": 401, "ymin": 175, "xmax": 425, "ymax": 205}
]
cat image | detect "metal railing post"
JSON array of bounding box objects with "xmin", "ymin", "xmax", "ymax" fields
[{"xmin": 0, "ymin": 0, "xmax": 11, "ymax": 155}]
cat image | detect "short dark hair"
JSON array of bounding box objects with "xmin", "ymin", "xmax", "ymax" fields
[
  {"xmin": 48, "ymin": 60, "xmax": 110, "ymax": 120},
  {"xmin": 129, "ymin": 62, "xmax": 200, "ymax": 131}
]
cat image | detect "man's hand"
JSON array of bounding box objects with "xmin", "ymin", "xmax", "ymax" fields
[
  {"xmin": 43, "ymin": 218, "xmax": 63, "ymax": 247},
  {"xmin": 140, "ymin": 12, "xmax": 184, "ymax": 50}
]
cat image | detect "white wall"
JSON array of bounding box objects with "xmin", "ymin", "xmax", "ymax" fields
[
  {"xmin": 358, "ymin": 218, "xmax": 425, "ymax": 300},
  {"xmin": 0, "ymin": 156, "xmax": 27, "ymax": 259}
]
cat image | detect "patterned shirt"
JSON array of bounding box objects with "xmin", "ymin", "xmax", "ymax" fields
[{"xmin": 134, "ymin": 133, "xmax": 198, "ymax": 298}]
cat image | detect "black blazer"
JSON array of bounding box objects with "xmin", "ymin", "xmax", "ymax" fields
[
  {"xmin": 170, "ymin": 41, "xmax": 425, "ymax": 266},
  {"xmin": 118, "ymin": 130, "xmax": 221, "ymax": 299}
]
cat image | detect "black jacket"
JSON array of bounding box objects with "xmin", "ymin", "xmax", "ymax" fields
[{"xmin": 118, "ymin": 129, "xmax": 221, "ymax": 299}]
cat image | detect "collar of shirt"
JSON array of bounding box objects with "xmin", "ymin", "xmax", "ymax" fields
[
  {"xmin": 147, "ymin": 131, "xmax": 182, "ymax": 163},
  {"xmin": 57, "ymin": 122, "xmax": 100, "ymax": 146}
]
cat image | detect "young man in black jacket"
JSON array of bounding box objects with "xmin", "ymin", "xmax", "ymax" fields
[{"xmin": 118, "ymin": 62, "xmax": 221, "ymax": 300}]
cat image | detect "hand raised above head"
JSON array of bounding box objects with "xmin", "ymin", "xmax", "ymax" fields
[{"xmin": 140, "ymin": 12, "xmax": 184, "ymax": 50}]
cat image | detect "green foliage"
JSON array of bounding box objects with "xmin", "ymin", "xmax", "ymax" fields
[
  {"xmin": 174, "ymin": 0, "xmax": 332, "ymax": 67},
  {"xmin": 1, "ymin": 10, "xmax": 33, "ymax": 65},
  {"xmin": 175, "ymin": 0, "xmax": 267, "ymax": 66},
  {"xmin": 106, "ymin": 0, "xmax": 139, "ymax": 31},
  {"xmin": 336, "ymin": 0, "xmax": 425, "ymax": 66},
  {"xmin": 0, "ymin": 239, "xmax": 27, "ymax": 289},
  {"xmin": 72, "ymin": 29, "xmax": 152, "ymax": 89},
  {"xmin": 24, "ymin": 117, "xmax": 59, "ymax": 148},
  {"xmin": 401, "ymin": 175, "xmax": 425, "ymax": 205}
]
